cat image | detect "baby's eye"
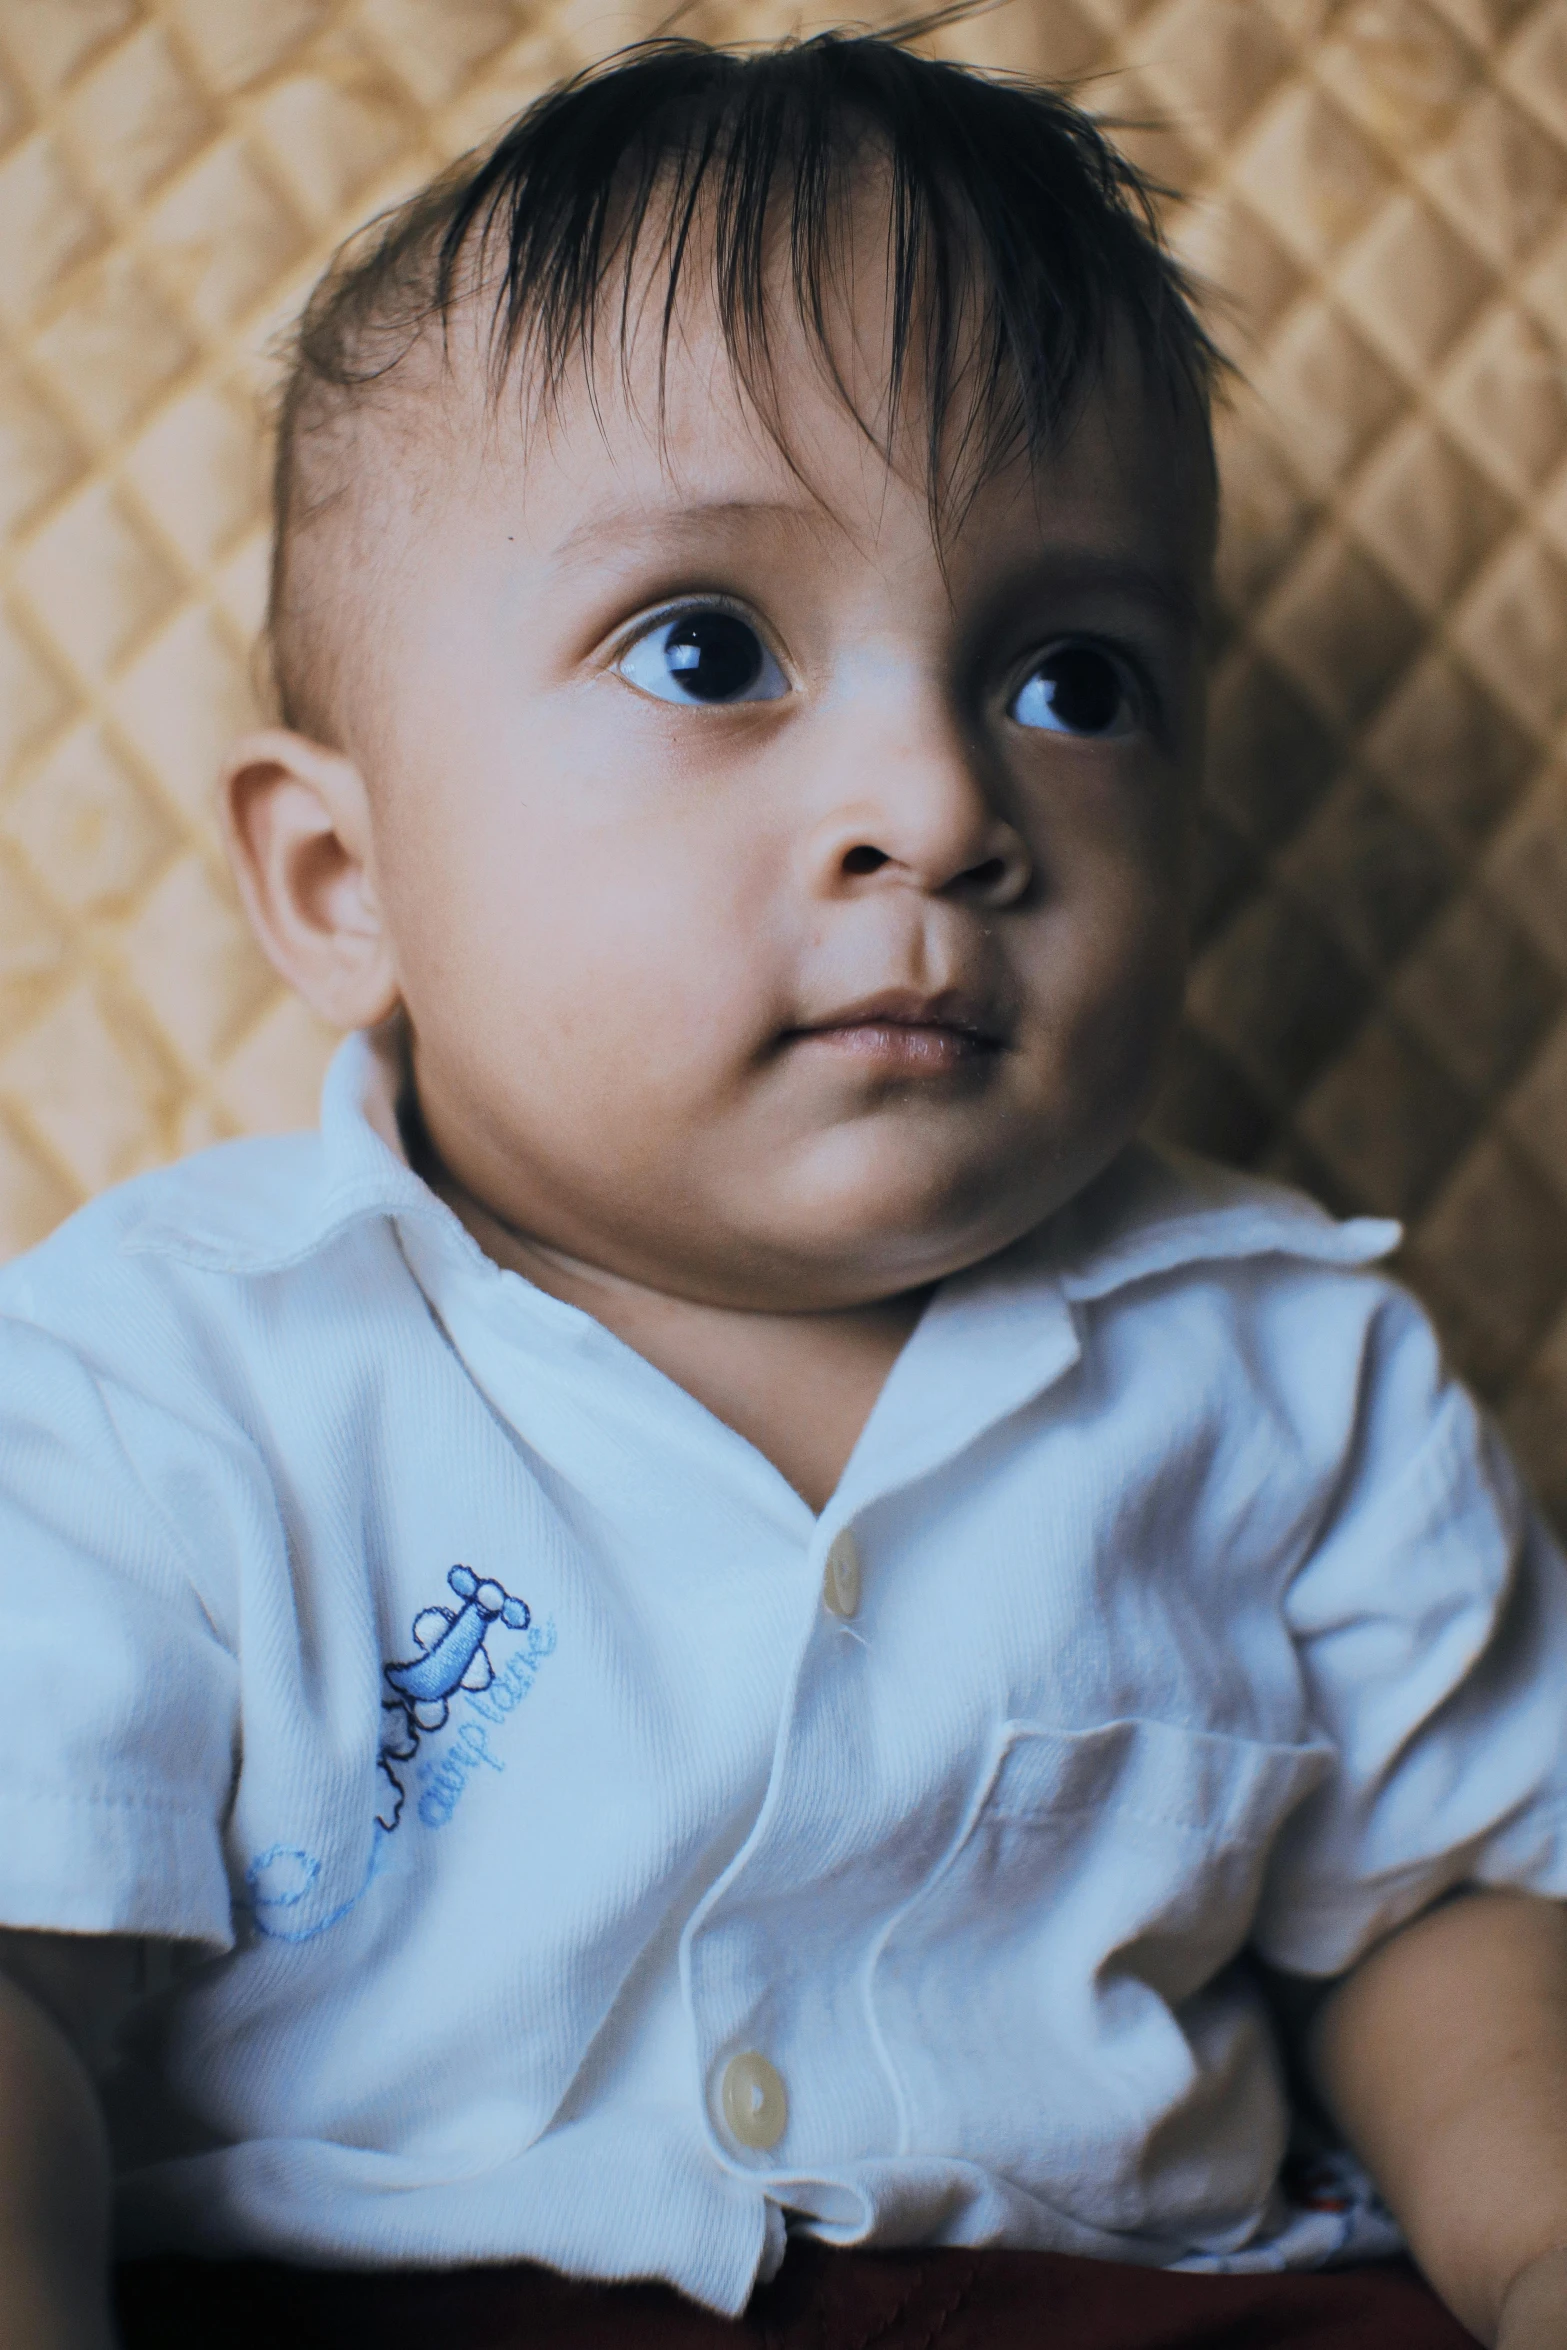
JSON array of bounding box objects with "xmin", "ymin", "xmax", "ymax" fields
[
  {"xmin": 617, "ymin": 607, "xmax": 788, "ymax": 706},
  {"xmin": 1009, "ymin": 642, "xmax": 1136, "ymax": 738}
]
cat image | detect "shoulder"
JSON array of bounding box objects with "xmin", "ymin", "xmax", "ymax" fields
[
  {"xmin": 0, "ymin": 1128, "xmax": 425, "ymax": 1411},
  {"xmin": 0, "ymin": 1133, "xmax": 448, "ymax": 1628},
  {"xmin": 0, "ymin": 1132, "xmax": 326, "ymax": 1328},
  {"xmin": 1033, "ymin": 1143, "xmax": 1435, "ymax": 1466},
  {"xmin": 0, "ymin": 1132, "xmax": 324, "ymax": 1297},
  {"xmin": 1043, "ymin": 1139, "xmax": 1403, "ymax": 1306},
  {"xmin": 0, "ymin": 1025, "xmax": 447, "ymax": 1327}
]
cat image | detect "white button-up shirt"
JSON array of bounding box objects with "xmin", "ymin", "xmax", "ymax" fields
[{"xmin": 4, "ymin": 1030, "xmax": 1567, "ymax": 2314}]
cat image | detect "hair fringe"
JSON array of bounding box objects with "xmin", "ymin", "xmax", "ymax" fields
[{"xmin": 268, "ymin": 22, "xmax": 1221, "ymax": 727}]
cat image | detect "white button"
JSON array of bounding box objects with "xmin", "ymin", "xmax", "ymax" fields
[
  {"xmin": 822, "ymin": 1529, "xmax": 861, "ymax": 1619},
  {"xmin": 720, "ymin": 2049, "xmax": 788, "ymax": 2150}
]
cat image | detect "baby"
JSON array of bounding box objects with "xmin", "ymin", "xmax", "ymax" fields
[{"xmin": 7, "ymin": 25, "xmax": 1567, "ymax": 2350}]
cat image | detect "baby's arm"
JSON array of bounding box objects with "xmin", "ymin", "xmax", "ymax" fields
[
  {"xmin": 1309, "ymin": 1888, "xmax": 1567, "ymax": 2348},
  {"xmin": 0, "ymin": 1936, "xmax": 122, "ymax": 2350}
]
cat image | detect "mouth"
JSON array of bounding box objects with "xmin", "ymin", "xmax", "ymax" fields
[{"xmin": 781, "ymin": 988, "xmax": 1008, "ymax": 1076}]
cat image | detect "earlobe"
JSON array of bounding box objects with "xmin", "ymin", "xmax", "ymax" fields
[{"xmin": 220, "ymin": 728, "xmax": 401, "ymax": 1032}]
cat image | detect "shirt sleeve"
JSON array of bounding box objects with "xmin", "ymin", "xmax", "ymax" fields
[
  {"xmin": 0, "ymin": 1314, "xmax": 239, "ymax": 1947},
  {"xmin": 1255, "ymin": 1279, "xmax": 1567, "ymax": 1978}
]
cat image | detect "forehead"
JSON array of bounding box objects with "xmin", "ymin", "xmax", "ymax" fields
[{"xmin": 421, "ymin": 267, "xmax": 1217, "ymax": 605}]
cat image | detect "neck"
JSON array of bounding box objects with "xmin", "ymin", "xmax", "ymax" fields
[{"xmin": 407, "ymin": 1116, "xmax": 928, "ymax": 1515}]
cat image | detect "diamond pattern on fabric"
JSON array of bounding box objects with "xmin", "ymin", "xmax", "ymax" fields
[{"xmin": 4, "ymin": 0, "xmax": 1567, "ymax": 1523}]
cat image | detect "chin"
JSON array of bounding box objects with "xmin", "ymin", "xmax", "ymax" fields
[
  {"xmin": 840, "ymin": 1130, "xmax": 1072, "ymax": 1228},
  {"xmin": 763, "ymin": 1192, "xmax": 1043, "ymax": 1304},
  {"xmin": 709, "ymin": 1121, "xmax": 1119, "ymax": 1304}
]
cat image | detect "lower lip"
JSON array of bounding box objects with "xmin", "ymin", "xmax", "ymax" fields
[{"xmin": 792, "ymin": 1023, "xmax": 996, "ymax": 1074}]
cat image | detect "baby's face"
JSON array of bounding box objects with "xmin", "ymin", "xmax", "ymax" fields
[{"xmin": 347, "ymin": 298, "xmax": 1211, "ymax": 1313}]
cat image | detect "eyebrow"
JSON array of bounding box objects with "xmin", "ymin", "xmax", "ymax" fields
[
  {"xmin": 544, "ymin": 501, "xmax": 1206, "ymax": 632},
  {"xmin": 1018, "ymin": 551, "xmax": 1207, "ymax": 632},
  {"xmin": 548, "ymin": 498, "xmax": 830, "ymax": 567}
]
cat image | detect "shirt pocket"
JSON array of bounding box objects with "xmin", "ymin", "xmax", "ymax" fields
[{"xmin": 871, "ymin": 1715, "xmax": 1332, "ymax": 2231}]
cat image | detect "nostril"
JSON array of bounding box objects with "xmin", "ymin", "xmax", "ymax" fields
[
  {"xmin": 962, "ymin": 856, "xmax": 1009, "ymax": 893},
  {"xmin": 842, "ymin": 845, "xmax": 889, "ymax": 876}
]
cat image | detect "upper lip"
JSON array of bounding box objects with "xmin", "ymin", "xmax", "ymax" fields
[{"xmin": 789, "ymin": 987, "xmax": 1008, "ymax": 1041}]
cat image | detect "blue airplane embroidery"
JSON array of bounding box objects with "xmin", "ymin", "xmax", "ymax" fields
[{"xmin": 378, "ymin": 1566, "xmax": 531, "ymax": 1829}]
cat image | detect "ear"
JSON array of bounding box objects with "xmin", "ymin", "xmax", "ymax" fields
[{"xmin": 221, "ymin": 729, "xmax": 400, "ymax": 1031}]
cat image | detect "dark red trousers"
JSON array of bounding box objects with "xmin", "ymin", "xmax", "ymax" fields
[{"xmin": 115, "ymin": 2241, "xmax": 1480, "ymax": 2348}]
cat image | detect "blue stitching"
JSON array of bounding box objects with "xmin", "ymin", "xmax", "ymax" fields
[
  {"xmin": 239, "ymin": 1564, "xmax": 545, "ymax": 1941},
  {"xmin": 416, "ymin": 1622, "xmax": 558, "ymax": 1827},
  {"xmin": 377, "ymin": 1564, "xmax": 531, "ymax": 1829},
  {"xmin": 243, "ymin": 1830, "xmax": 392, "ymax": 1944}
]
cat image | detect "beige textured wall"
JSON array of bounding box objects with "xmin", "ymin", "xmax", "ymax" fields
[{"xmin": 4, "ymin": 0, "xmax": 1567, "ymax": 1514}]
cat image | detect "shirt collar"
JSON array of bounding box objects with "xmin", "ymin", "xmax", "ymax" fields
[
  {"xmin": 128, "ymin": 1023, "xmax": 1400, "ymax": 1302},
  {"xmin": 1043, "ymin": 1140, "xmax": 1400, "ymax": 1299},
  {"xmin": 124, "ymin": 1023, "xmax": 479, "ymax": 1277},
  {"xmin": 834, "ymin": 1155, "xmax": 1398, "ymax": 1512}
]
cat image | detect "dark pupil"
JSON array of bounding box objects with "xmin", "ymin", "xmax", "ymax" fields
[
  {"xmin": 1040, "ymin": 646, "xmax": 1122, "ymax": 733},
  {"xmin": 665, "ymin": 612, "xmax": 762, "ymax": 701}
]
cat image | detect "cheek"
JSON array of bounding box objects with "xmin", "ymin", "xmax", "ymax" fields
[
  {"xmin": 1066, "ymin": 869, "xmax": 1189, "ymax": 1099},
  {"xmin": 1017, "ymin": 795, "xmax": 1191, "ymax": 1080},
  {"xmin": 380, "ymin": 748, "xmax": 776, "ymax": 1086}
]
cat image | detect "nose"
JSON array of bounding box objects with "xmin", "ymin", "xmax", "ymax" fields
[{"xmin": 805, "ymin": 714, "xmax": 1032, "ymax": 908}]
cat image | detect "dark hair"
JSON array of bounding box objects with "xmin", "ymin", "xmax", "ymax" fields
[{"xmin": 269, "ymin": 16, "xmax": 1219, "ymax": 731}]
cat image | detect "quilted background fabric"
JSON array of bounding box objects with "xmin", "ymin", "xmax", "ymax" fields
[{"xmin": 2, "ymin": 0, "xmax": 1567, "ymax": 1519}]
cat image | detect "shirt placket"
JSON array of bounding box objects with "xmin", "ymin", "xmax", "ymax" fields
[
  {"xmin": 683, "ymin": 1505, "xmax": 904, "ymax": 2193},
  {"xmin": 678, "ymin": 1282, "xmax": 1086, "ymax": 2198}
]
